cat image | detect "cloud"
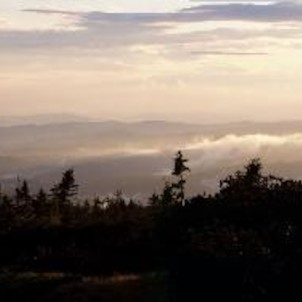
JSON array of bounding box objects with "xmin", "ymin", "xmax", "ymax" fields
[
  {"xmin": 181, "ymin": 133, "xmax": 302, "ymax": 170},
  {"xmin": 52, "ymin": 132, "xmax": 302, "ymax": 184},
  {"xmin": 73, "ymin": 1, "xmax": 302, "ymax": 26},
  {"xmin": 189, "ymin": 50, "xmax": 268, "ymax": 55},
  {"xmin": 22, "ymin": 9, "xmax": 81, "ymax": 17},
  {"xmin": 77, "ymin": 132, "xmax": 302, "ymax": 171},
  {"xmin": 1, "ymin": 2, "xmax": 301, "ymax": 52},
  {"xmin": 183, "ymin": 1, "xmax": 302, "ymax": 22},
  {"xmin": 1, "ymin": 1, "xmax": 302, "ymax": 70},
  {"xmin": 15, "ymin": 2, "xmax": 302, "ymax": 30},
  {"xmin": 189, "ymin": 0, "xmax": 281, "ymax": 3}
]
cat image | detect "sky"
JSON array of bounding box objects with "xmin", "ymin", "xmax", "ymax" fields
[{"xmin": 1, "ymin": 0, "xmax": 302, "ymax": 123}]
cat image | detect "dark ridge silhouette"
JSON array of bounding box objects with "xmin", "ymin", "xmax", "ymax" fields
[{"xmin": 1, "ymin": 151, "xmax": 302, "ymax": 301}]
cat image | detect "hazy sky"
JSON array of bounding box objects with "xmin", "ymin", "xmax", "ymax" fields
[{"xmin": 1, "ymin": 0, "xmax": 302, "ymax": 122}]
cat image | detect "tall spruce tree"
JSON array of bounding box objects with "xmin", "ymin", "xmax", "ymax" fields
[
  {"xmin": 50, "ymin": 169, "xmax": 78, "ymax": 222},
  {"xmin": 172, "ymin": 151, "xmax": 190, "ymax": 205}
]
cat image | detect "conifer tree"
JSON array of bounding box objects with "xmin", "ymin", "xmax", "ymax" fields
[
  {"xmin": 50, "ymin": 169, "xmax": 78, "ymax": 223},
  {"xmin": 50, "ymin": 169, "xmax": 78, "ymax": 206},
  {"xmin": 15, "ymin": 180, "xmax": 31, "ymax": 206},
  {"xmin": 172, "ymin": 151, "xmax": 190, "ymax": 205}
]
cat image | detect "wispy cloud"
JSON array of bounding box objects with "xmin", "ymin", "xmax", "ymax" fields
[
  {"xmin": 24, "ymin": 2, "xmax": 302, "ymax": 24},
  {"xmin": 0, "ymin": 1, "xmax": 300, "ymax": 53},
  {"xmin": 190, "ymin": 50, "xmax": 268, "ymax": 55},
  {"xmin": 183, "ymin": 1, "xmax": 302, "ymax": 22},
  {"xmin": 0, "ymin": 2, "xmax": 301, "ymax": 56},
  {"xmin": 22, "ymin": 9, "xmax": 81, "ymax": 17},
  {"xmin": 182, "ymin": 132, "xmax": 302, "ymax": 171},
  {"xmin": 1, "ymin": 1, "xmax": 302, "ymax": 121}
]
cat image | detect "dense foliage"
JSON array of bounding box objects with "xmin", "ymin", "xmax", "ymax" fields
[{"xmin": 1, "ymin": 153, "xmax": 302, "ymax": 300}]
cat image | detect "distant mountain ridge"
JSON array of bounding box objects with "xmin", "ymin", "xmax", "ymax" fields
[
  {"xmin": 1, "ymin": 114, "xmax": 302, "ymax": 133},
  {"xmin": 0, "ymin": 113, "xmax": 93, "ymax": 126},
  {"xmin": 1, "ymin": 117, "xmax": 302, "ymax": 199}
]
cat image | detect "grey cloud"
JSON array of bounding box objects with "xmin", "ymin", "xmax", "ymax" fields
[
  {"xmin": 23, "ymin": 9, "xmax": 81, "ymax": 16},
  {"xmin": 21, "ymin": 1, "xmax": 302, "ymax": 26},
  {"xmin": 1, "ymin": 2, "xmax": 302, "ymax": 53},
  {"xmin": 182, "ymin": 1, "xmax": 302, "ymax": 22},
  {"xmin": 189, "ymin": 0, "xmax": 281, "ymax": 1},
  {"xmin": 190, "ymin": 50, "xmax": 268, "ymax": 55},
  {"xmin": 78, "ymin": 2, "xmax": 302, "ymax": 25}
]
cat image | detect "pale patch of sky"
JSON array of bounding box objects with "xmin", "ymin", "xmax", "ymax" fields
[
  {"xmin": 1, "ymin": 0, "xmax": 302, "ymax": 121},
  {"xmin": 0, "ymin": 0, "xmax": 192, "ymax": 13},
  {"xmin": 0, "ymin": 0, "xmax": 191, "ymax": 31}
]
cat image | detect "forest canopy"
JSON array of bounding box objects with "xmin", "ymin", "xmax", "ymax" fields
[{"xmin": 1, "ymin": 152, "xmax": 302, "ymax": 300}]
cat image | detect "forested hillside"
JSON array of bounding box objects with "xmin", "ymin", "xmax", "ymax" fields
[{"xmin": 1, "ymin": 152, "xmax": 302, "ymax": 301}]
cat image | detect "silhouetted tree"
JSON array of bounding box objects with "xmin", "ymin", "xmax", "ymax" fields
[
  {"xmin": 161, "ymin": 182, "xmax": 175, "ymax": 205},
  {"xmin": 15, "ymin": 180, "xmax": 31, "ymax": 206},
  {"xmin": 151, "ymin": 151, "xmax": 190, "ymax": 207},
  {"xmin": 50, "ymin": 169, "xmax": 78, "ymax": 223},
  {"xmin": 51, "ymin": 169, "xmax": 78, "ymax": 205},
  {"xmin": 35, "ymin": 188, "xmax": 47, "ymax": 206},
  {"xmin": 3, "ymin": 155, "xmax": 302, "ymax": 301},
  {"xmin": 32, "ymin": 188, "xmax": 48, "ymax": 219},
  {"xmin": 218, "ymin": 158, "xmax": 269, "ymax": 204},
  {"xmin": 172, "ymin": 151, "xmax": 190, "ymax": 205}
]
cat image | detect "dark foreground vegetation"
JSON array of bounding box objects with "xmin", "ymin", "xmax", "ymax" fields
[{"xmin": 1, "ymin": 151, "xmax": 302, "ymax": 301}]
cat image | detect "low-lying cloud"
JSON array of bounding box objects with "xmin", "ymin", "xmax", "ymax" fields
[
  {"xmin": 182, "ymin": 133, "xmax": 302, "ymax": 170},
  {"xmin": 2, "ymin": 124, "xmax": 302, "ymax": 196},
  {"xmin": 73, "ymin": 132, "xmax": 302, "ymax": 172}
]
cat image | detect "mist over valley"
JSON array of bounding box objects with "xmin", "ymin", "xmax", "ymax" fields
[{"xmin": 1, "ymin": 116, "xmax": 302, "ymax": 199}]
